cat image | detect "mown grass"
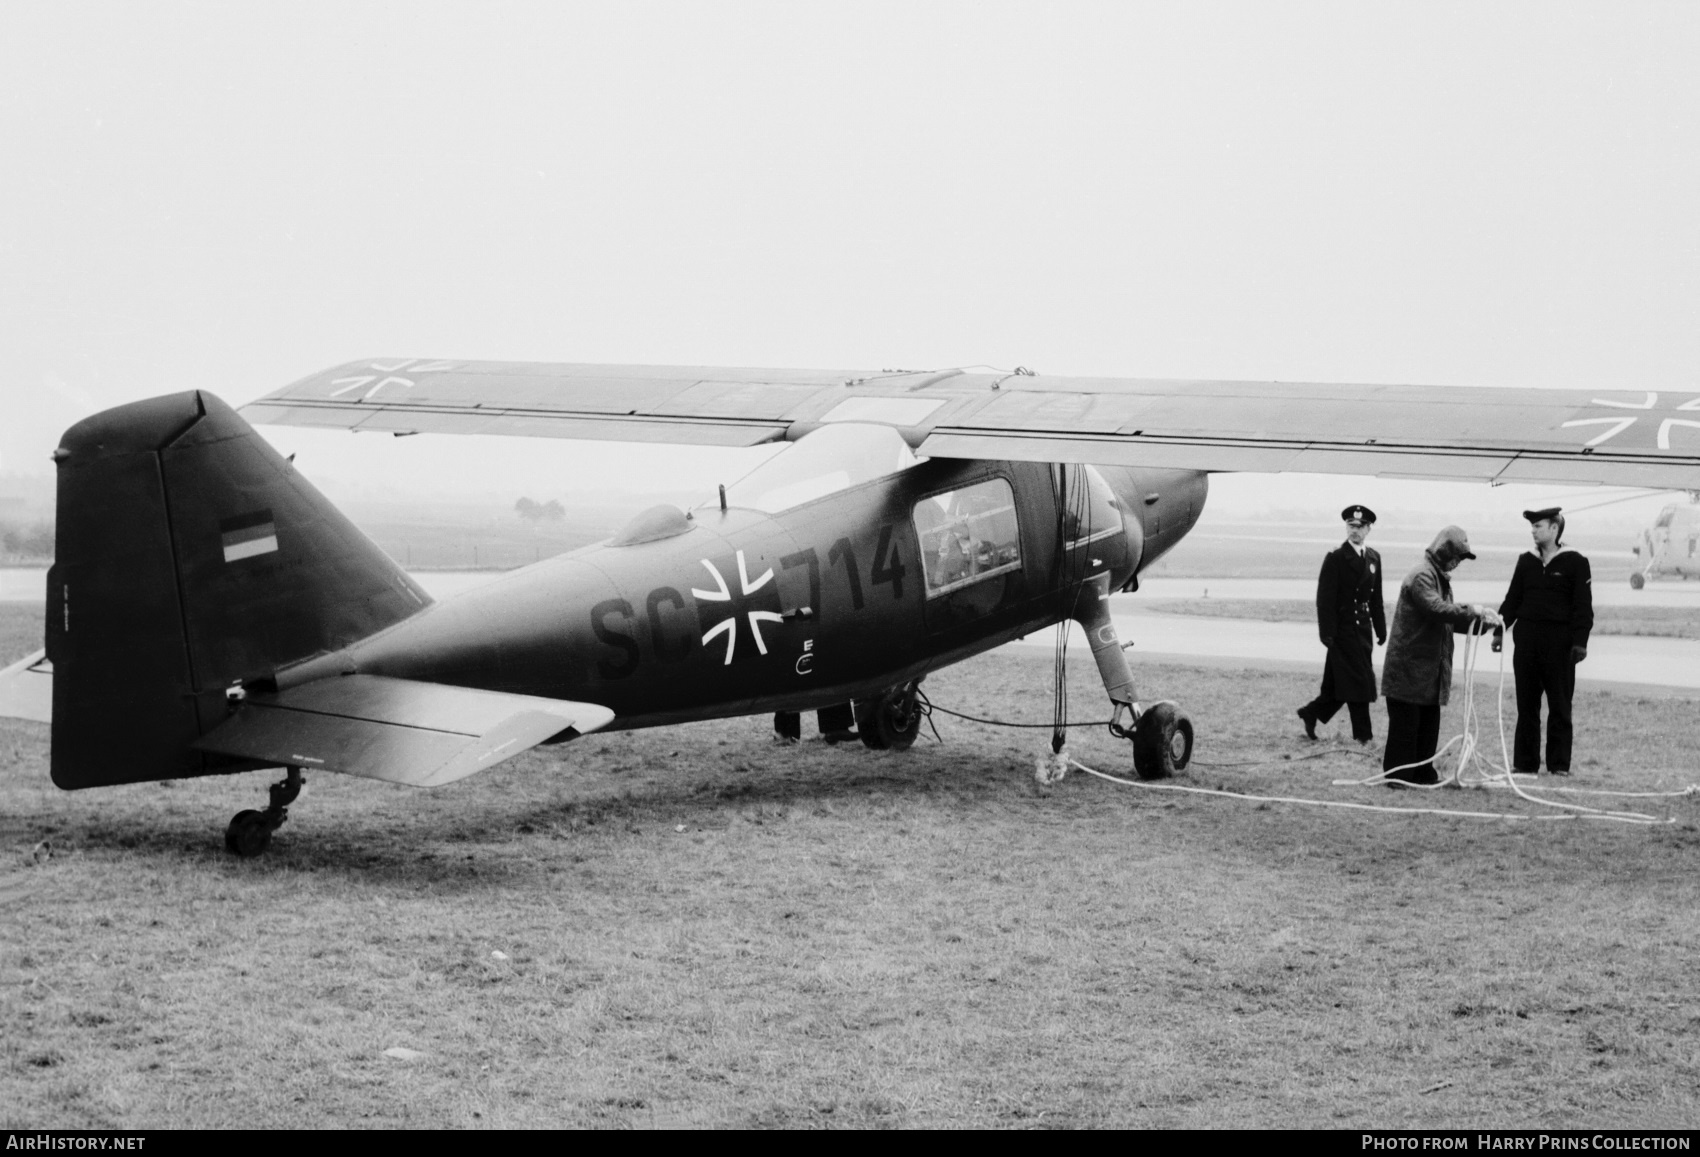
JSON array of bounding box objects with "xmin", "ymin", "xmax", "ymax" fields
[
  {"xmin": 3, "ymin": 594, "xmax": 1698, "ymax": 1130},
  {"xmin": 1, "ymin": 604, "xmax": 43, "ymax": 667},
  {"xmin": 1144, "ymin": 598, "xmax": 1700, "ymax": 640}
]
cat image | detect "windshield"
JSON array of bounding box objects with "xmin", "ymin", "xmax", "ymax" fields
[{"xmin": 719, "ymin": 424, "xmax": 921, "ymax": 513}]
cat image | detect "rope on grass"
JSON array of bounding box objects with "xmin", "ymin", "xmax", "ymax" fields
[
  {"xmin": 1325, "ymin": 626, "xmax": 1680, "ymax": 824},
  {"xmin": 1067, "ymin": 757, "xmax": 1671, "ymax": 825}
]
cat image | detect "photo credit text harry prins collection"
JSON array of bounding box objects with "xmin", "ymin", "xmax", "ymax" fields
[{"xmin": 1363, "ymin": 1137, "xmax": 1692, "ymax": 1151}]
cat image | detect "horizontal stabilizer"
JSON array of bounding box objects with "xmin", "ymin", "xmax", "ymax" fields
[
  {"xmin": 0, "ymin": 650, "xmax": 52, "ymax": 724},
  {"xmin": 193, "ymin": 674, "xmax": 614, "ymax": 787}
]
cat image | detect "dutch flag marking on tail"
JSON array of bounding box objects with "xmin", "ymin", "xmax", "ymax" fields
[{"xmin": 221, "ymin": 510, "xmax": 278, "ymax": 562}]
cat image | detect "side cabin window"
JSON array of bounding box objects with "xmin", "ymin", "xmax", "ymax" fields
[
  {"xmin": 913, "ymin": 478, "xmax": 1021, "ymax": 598},
  {"xmin": 1054, "ymin": 464, "xmax": 1124, "ymax": 548}
]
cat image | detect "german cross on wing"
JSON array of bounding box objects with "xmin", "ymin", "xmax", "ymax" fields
[
  {"xmin": 326, "ymin": 359, "xmax": 458, "ymax": 402},
  {"xmin": 1562, "ymin": 392, "xmax": 1700, "ymax": 450}
]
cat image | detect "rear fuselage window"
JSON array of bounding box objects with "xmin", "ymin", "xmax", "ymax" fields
[{"xmin": 913, "ymin": 478, "xmax": 1021, "ymax": 598}]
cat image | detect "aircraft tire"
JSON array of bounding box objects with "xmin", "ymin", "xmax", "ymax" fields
[
  {"xmin": 1630, "ymin": 572, "xmax": 1645, "ymax": 590},
  {"xmin": 855, "ymin": 685, "xmax": 921, "ymax": 751},
  {"xmin": 1133, "ymin": 703, "xmax": 1193, "ymax": 780},
  {"xmin": 854, "ymin": 698, "xmax": 889, "ymax": 749},
  {"xmin": 225, "ymin": 810, "xmax": 272, "ymax": 857}
]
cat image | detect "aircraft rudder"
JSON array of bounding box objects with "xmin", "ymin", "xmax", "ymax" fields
[{"xmin": 46, "ymin": 389, "xmax": 431, "ymax": 789}]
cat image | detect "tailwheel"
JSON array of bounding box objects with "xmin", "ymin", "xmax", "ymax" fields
[
  {"xmin": 224, "ymin": 766, "xmax": 304, "ymax": 857},
  {"xmin": 1629, "ymin": 572, "xmax": 1645, "ymax": 590},
  {"xmin": 855, "ymin": 683, "xmax": 923, "ymax": 751},
  {"xmin": 1132, "ymin": 702, "xmax": 1194, "ymax": 780}
]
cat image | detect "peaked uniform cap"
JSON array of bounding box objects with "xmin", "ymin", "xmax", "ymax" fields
[
  {"xmin": 1522, "ymin": 507, "xmax": 1563, "ymax": 522},
  {"xmin": 1341, "ymin": 505, "xmax": 1377, "ymax": 524}
]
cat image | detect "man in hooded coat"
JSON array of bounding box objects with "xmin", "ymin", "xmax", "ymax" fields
[{"xmin": 1380, "ymin": 526, "xmax": 1501, "ymax": 784}]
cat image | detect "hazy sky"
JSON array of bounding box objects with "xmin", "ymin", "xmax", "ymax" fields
[{"xmin": 2, "ymin": 2, "xmax": 1696, "ymax": 523}]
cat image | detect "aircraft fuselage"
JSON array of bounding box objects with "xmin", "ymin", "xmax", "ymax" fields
[{"xmin": 293, "ymin": 460, "xmax": 1207, "ymax": 730}]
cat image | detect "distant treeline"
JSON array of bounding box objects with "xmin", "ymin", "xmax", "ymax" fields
[
  {"xmin": 515, "ymin": 497, "xmax": 566, "ymax": 522},
  {"xmin": 1, "ymin": 519, "xmax": 52, "ymax": 561}
]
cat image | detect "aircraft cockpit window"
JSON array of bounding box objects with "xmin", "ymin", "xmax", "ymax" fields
[
  {"xmin": 914, "ymin": 478, "xmax": 1021, "ymax": 598},
  {"xmin": 719, "ymin": 424, "xmax": 920, "ymax": 514},
  {"xmin": 1656, "ymin": 509, "xmax": 1676, "ymax": 529}
]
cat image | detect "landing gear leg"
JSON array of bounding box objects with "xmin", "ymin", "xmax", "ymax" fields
[
  {"xmin": 1072, "ymin": 573, "xmax": 1195, "ymax": 780},
  {"xmin": 225, "ymin": 766, "xmax": 303, "ymax": 857}
]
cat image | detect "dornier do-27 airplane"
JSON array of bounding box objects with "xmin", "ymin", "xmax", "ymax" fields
[{"xmin": 3, "ymin": 362, "xmax": 1699, "ymax": 855}]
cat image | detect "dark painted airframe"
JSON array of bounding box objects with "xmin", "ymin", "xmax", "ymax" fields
[{"xmin": 3, "ymin": 360, "xmax": 1698, "ymax": 854}]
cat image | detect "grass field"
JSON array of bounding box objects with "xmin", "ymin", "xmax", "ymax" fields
[
  {"xmin": 3, "ymin": 604, "xmax": 1698, "ymax": 1129},
  {"xmin": 1144, "ymin": 599, "xmax": 1700, "ymax": 641}
]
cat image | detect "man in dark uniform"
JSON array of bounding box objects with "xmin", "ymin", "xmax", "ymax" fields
[
  {"xmin": 1297, "ymin": 505, "xmax": 1387, "ymax": 743},
  {"xmin": 1496, "ymin": 507, "xmax": 1593, "ymax": 776}
]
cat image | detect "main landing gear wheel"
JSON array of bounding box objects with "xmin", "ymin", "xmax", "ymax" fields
[
  {"xmin": 224, "ymin": 766, "xmax": 304, "ymax": 857},
  {"xmin": 855, "ymin": 683, "xmax": 923, "ymax": 751},
  {"xmin": 1132, "ymin": 702, "xmax": 1194, "ymax": 780}
]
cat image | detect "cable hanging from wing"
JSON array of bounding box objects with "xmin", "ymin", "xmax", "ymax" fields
[{"xmin": 1046, "ymin": 465, "xmax": 1096, "ymax": 761}]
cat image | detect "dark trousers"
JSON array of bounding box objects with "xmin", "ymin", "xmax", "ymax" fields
[
  {"xmin": 774, "ymin": 704, "xmax": 856, "ymax": 739},
  {"xmin": 1383, "ymin": 698, "xmax": 1441, "ymax": 784},
  {"xmin": 1303, "ymin": 685, "xmax": 1374, "ymax": 741},
  {"xmin": 1305, "ymin": 632, "xmax": 1373, "ymax": 740},
  {"xmin": 1512, "ymin": 623, "xmax": 1576, "ymax": 772}
]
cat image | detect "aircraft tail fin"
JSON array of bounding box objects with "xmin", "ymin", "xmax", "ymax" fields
[{"xmin": 48, "ymin": 391, "xmax": 431, "ymax": 789}]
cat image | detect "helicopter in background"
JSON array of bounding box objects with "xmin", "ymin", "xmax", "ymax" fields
[{"xmin": 1630, "ymin": 494, "xmax": 1700, "ymax": 588}]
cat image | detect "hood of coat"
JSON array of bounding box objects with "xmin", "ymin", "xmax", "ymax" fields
[{"xmin": 1425, "ymin": 525, "xmax": 1477, "ymax": 568}]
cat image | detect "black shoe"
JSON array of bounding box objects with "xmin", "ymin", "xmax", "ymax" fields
[
  {"xmin": 1296, "ymin": 707, "xmax": 1318, "ymax": 741},
  {"xmin": 1548, "ymin": 767, "xmax": 1572, "ymax": 777},
  {"xmin": 821, "ymin": 729, "xmax": 857, "ymax": 745}
]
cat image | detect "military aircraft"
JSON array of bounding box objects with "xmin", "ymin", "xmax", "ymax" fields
[
  {"xmin": 3, "ymin": 362, "xmax": 1699, "ymax": 854},
  {"xmin": 1629, "ymin": 495, "xmax": 1700, "ymax": 588}
]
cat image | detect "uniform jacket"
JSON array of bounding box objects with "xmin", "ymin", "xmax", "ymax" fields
[
  {"xmin": 1498, "ymin": 548, "xmax": 1593, "ymax": 648},
  {"xmin": 1316, "ymin": 542, "xmax": 1386, "ymax": 702},
  {"xmin": 1381, "ymin": 528, "xmax": 1484, "ymax": 706}
]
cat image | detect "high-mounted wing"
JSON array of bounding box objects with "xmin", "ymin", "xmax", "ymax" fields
[
  {"xmin": 243, "ymin": 359, "xmax": 1700, "ymax": 489},
  {"xmin": 193, "ymin": 674, "xmax": 615, "ymax": 787},
  {"xmin": 242, "ymin": 358, "xmax": 855, "ymax": 447}
]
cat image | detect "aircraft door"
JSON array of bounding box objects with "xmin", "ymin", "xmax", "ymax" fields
[{"xmin": 915, "ymin": 475, "xmax": 1027, "ymax": 633}]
